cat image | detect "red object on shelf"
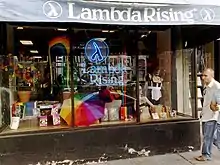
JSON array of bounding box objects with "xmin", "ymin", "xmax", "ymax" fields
[{"xmin": 120, "ymin": 107, "xmax": 127, "ymax": 120}]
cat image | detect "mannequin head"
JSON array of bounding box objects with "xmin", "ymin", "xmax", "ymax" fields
[
  {"xmin": 139, "ymin": 85, "xmax": 143, "ymax": 96},
  {"xmin": 153, "ymin": 68, "xmax": 160, "ymax": 76}
]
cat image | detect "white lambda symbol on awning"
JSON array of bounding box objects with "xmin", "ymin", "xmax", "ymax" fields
[
  {"xmin": 43, "ymin": 1, "xmax": 63, "ymax": 18},
  {"xmin": 200, "ymin": 8, "xmax": 215, "ymax": 22}
]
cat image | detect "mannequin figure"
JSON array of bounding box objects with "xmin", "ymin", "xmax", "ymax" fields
[
  {"xmin": 126, "ymin": 81, "xmax": 155, "ymax": 118},
  {"xmin": 144, "ymin": 68, "xmax": 163, "ymax": 105},
  {"xmin": 133, "ymin": 85, "xmax": 155, "ymax": 111},
  {"xmin": 139, "ymin": 85, "xmax": 154, "ymax": 108}
]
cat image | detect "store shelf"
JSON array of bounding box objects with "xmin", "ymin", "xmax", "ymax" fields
[{"xmin": 189, "ymin": 73, "xmax": 203, "ymax": 111}]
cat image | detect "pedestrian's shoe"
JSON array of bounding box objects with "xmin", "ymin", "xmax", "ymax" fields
[
  {"xmin": 194, "ymin": 155, "xmax": 211, "ymax": 161},
  {"xmin": 213, "ymin": 142, "xmax": 220, "ymax": 151}
]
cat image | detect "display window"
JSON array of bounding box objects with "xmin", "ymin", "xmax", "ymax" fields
[{"xmin": 0, "ymin": 24, "xmax": 197, "ymax": 134}]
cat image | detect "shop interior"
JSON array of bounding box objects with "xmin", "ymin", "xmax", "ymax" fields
[{"xmin": 0, "ymin": 23, "xmax": 199, "ymax": 134}]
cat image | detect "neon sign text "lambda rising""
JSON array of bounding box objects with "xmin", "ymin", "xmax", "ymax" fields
[{"xmin": 84, "ymin": 38, "xmax": 126, "ymax": 86}]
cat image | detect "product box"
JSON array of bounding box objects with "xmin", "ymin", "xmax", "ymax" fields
[
  {"xmin": 39, "ymin": 116, "xmax": 48, "ymax": 127},
  {"xmin": 52, "ymin": 114, "xmax": 61, "ymax": 126},
  {"xmin": 152, "ymin": 113, "xmax": 160, "ymax": 119}
]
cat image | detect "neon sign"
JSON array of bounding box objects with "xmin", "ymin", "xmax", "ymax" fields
[
  {"xmin": 84, "ymin": 38, "xmax": 109, "ymax": 64},
  {"xmin": 84, "ymin": 38, "xmax": 126, "ymax": 86}
]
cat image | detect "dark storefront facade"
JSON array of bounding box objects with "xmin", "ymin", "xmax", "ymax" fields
[{"xmin": 0, "ymin": 0, "xmax": 220, "ymax": 164}]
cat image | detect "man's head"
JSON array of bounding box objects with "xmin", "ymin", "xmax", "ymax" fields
[{"xmin": 202, "ymin": 68, "xmax": 214, "ymax": 85}]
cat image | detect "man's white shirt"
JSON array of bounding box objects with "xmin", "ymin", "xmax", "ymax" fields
[
  {"xmin": 201, "ymin": 79, "xmax": 220, "ymax": 122},
  {"xmin": 211, "ymin": 88, "xmax": 220, "ymax": 124}
]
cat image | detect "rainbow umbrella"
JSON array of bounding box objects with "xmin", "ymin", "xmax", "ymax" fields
[
  {"xmin": 60, "ymin": 98, "xmax": 72, "ymax": 126},
  {"xmin": 60, "ymin": 92, "xmax": 105, "ymax": 126}
]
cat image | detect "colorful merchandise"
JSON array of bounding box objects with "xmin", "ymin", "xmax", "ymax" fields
[
  {"xmin": 108, "ymin": 108, "xmax": 119, "ymax": 121},
  {"xmin": 120, "ymin": 107, "xmax": 127, "ymax": 120},
  {"xmin": 12, "ymin": 102, "xmax": 25, "ymax": 119},
  {"xmin": 48, "ymin": 36, "xmax": 70, "ymax": 93},
  {"xmin": 25, "ymin": 102, "xmax": 35, "ymax": 117},
  {"xmin": 39, "ymin": 116, "xmax": 48, "ymax": 127},
  {"xmin": 60, "ymin": 99, "xmax": 72, "ymax": 126},
  {"xmin": 101, "ymin": 108, "xmax": 109, "ymax": 122},
  {"xmin": 52, "ymin": 114, "xmax": 61, "ymax": 126},
  {"xmin": 60, "ymin": 92, "xmax": 105, "ymax": 126}
]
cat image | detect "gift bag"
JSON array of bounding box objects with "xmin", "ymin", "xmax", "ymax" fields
[
  {"xmin": 140, "ymin": 106, "xmax": 151, "ymax": 122},
  {"xmin": 109, "ymin": 108, "xmax": 119, "ymax": 121},
  {"xmin": 10, "ymin": 117, "xmax": 20, "ymax": 130},
  {"xmin": 101, "ymin": 108, "xmax": 109, "ymax": 122}
]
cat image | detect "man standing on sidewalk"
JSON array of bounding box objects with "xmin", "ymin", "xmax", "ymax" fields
[
  {"xmin": 210, "ymin": 88, "xmax": 220, "ymax": 151},
  {"xmin": 195, "ymin": 68, "xmax": 220, "ymax": 161}
]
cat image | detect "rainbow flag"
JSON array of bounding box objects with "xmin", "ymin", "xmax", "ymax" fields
[
  {"xmin": 48, "ymin": 36, "xmax": 71, "ymax": 91},
  {"xmin": 49, "ymin": 36, "xmax": 70, "ymax": 54}
]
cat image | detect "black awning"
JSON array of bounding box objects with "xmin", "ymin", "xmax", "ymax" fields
[
  {"xmin": 181, "ymin": 25, "xmax": 220, "ymax": 47},
  {"xmin": 0, "ymin": 0, "xmax": 220, "ymax": 25}
]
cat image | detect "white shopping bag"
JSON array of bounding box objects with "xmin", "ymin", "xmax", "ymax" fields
[{"xmin": 10, "ymin": 117, "xmax": 20, "ymax": 130}]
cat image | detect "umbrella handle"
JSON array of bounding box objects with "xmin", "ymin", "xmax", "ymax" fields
[{"xmin": 110, "ymin": 91, "xmax": 137, "ymax": 100}]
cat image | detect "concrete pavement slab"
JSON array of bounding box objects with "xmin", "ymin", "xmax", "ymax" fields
[
  {"xmin": 179, "ymin": 147, "xmax": 220, "ymax": 165},
  {"xmin": 96, "ymin": 154, "xmax": 192, "ymax": 165},
  {"xmin": 128, "ymin": 154, "xmax": 192, "ymax": 165}
]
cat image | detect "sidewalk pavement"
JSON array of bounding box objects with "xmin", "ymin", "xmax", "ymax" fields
[
  {"xmin": 96, "ymin": 147, "xmax": 220, "ymax": 165},
  {"xmin": 1, "ymin": 146, "xmax": 219, "ymax": 165}
]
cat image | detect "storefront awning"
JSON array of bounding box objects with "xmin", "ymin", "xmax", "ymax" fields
[
  {"xmin": 0, "ymin": 0, "xmax": 220, "ymax": 25},
  {"xmin": 99, "ymin": 0, "xmax": 220, "ymax": 6}
]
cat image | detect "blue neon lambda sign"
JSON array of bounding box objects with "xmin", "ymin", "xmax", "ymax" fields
[{"xmin": 84, "ymin": 38, "xmax": 109, "ymax": 64}]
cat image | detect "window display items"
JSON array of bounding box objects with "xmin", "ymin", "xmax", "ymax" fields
[
  {"xmin": 140, "ymin": 106, "xmax": 151, "ymax": 122},
  {"xmin": 139, "ymin": 85, "xmax": 154, "ymax": 108},
  {"xmin": 39, "ymin": 116, "xmax": 48, "ymax": 127},
  {"xmin": 38, "ymin": 101, "xmax": 61, "ymax": 127},
  {"xmin": 60, "ymin": 92, "xmax": 105, "ymax": 126},
  {"xmin": 10, "ymin": 116, "xmax": 20, "ymax": 130},
  {"xmin": 12, "ymin": 102, "xmax": 25, "ymax": 119},
  {"xmin": 48, "ymin": 36, "xmax": 70, "ymax": 94},
  {"xmin": 145, "ymin": 68, "xmax": 163, "ymax": 104},
  {"xmin": 10, "ymin": 101, "xmax": 62, "ymax": 129},
  {"xmin": 0, "ymin": 26, "xmax": 196, "ymax": 134}
]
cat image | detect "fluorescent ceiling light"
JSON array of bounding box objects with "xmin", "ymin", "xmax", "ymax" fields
[
  {"xmin": 57, "ymin": 28, "xmax": 67, "ymax": 31},
  {"xmin": 185, "ymin": 41, "xmax": 188, "ymax": 47},
  {"xmin": 17, "ymin": 27, "xmax": 24, "ymax": 30},
  {"xmin": 102, "ymin": 30, "xmax": 115, "ymax": 33},
  {"xmin": 30, "ymin": 50, "xmax": 38, "ymax": 54},
  {"xmin": 97, "ymin": 38, "xmax": 106, "ymax": 41},
  {"xmin": 217, "ymin": 38, "xmax": 220, "ymax": 41},
  {"xmin": 20, "ymin": 40, "xmax": 33, "ymax": 45},
  {"xmin": 33, "ymin": 56, "xmax": 42, "ymax": 59}
]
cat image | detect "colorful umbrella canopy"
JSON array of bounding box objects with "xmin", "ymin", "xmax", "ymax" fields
[
  {"xmin": 60, "ymin": 92, "xmax": 105, "ymax": 126},
  {"xmin": 60, "ymin": 98, "xmax": 72, "ymax": 126}
]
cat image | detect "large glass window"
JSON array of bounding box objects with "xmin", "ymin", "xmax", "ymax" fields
[
  {"xmin": 0, "ymin": 25, "xmax": 71, "ymax": 133},
  {"xmin": 0, "ymin": 24, "xmax": 196, "ymax": 134},
  {"xmin": 72, "ymin": 28, "xmax": 137, "ymax": 126}
]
